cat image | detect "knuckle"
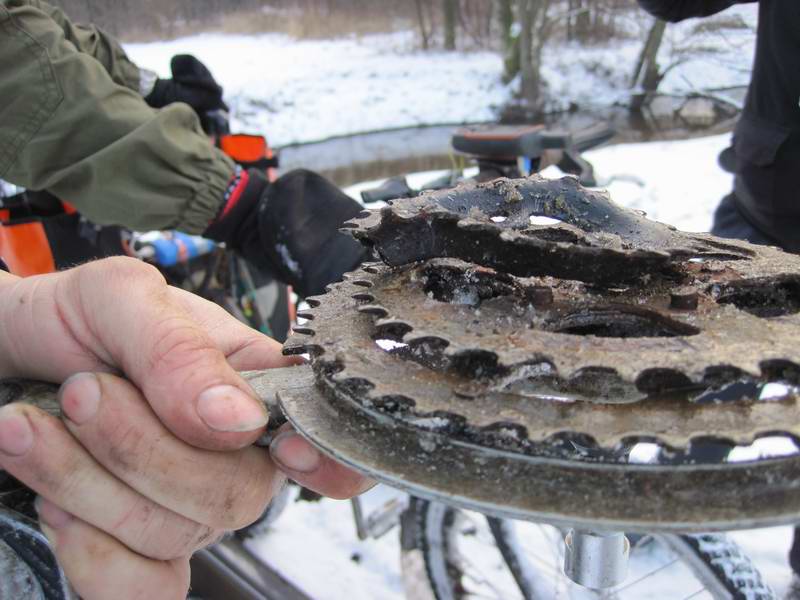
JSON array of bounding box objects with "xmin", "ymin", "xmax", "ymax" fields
[
  {"xmin": 101, "ymin": 419, "xmax": 151, "ymax": 477},
  {"xmin": 80, "ymin": 256, "xmax": 166, "ymax": 289},
  {"xmin": 208, "ymin": 454, "xmax": 276, "ymax": 530},
  {"xmin": 101, "ymin": 256, "xmax": 165, "ymax": 284},
  {"xmin": 146, "ymin": 317, "xmax": 215, "ymax": 376},
  {"xmin": 115, "ymin": 500, "xmax": 202, "ymax": 561}
]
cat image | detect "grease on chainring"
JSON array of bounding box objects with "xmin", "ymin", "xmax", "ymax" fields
[{"xmin": 281, "ymin": 175, "xmax": 800, "ymax": 527}]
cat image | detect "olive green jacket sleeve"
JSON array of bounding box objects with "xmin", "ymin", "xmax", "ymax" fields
[
  {"xmin": 0, "ymin": 0, "xmax": 234, "ymax": 233},
  {"xmin": 15, "ymin": 0, "xmax": 143, "ymax": 92}
]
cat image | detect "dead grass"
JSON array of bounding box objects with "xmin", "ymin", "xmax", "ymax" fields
[
  {"xmin": 217, "ymin": 6, "xmax": 411, "ymax": 39},
  {"xmin": 122, "ymin": 20, "xmax": 210, "ymax": 43},
  {"xmin": 121, "ymin": 5, "xmax": 415, "ymax": 42},
  {"xmin": 690, "ymin": 14, "xmax": 754, "ymax": 36}
]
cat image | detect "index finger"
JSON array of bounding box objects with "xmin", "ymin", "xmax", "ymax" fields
[{"xmin": 59, "ymin": 257, "xmax": 273, "ymax": 450}]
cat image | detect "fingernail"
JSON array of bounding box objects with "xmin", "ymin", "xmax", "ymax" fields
[
  {"xmin": 196, "ymin": 385, "xmax": 268, "ymax": 432},
  {"xmin": 0, "ymin": 408, "xmax": 33, "ymax": 456},
  {"xmin": 58, "ymin": 373, "xmax": 101, "ymax": 425},
  {"xmin": 35, "ymin": 496, "xmax": 73, "ymax": 530},
  {"xmin": 270, "ymin": 431, "xmax": 321, "ymax": 474}
]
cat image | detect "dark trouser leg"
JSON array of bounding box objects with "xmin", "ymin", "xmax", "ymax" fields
[
  {"xmin": 710, "ymin": 193, "xmax": 800, "ymax": 575},
  {"xmin": 710, "ymin": 192, "xmax": 779, "ymax": 247},
  {"xmin": 790, "ymin": 529, "xmax": 800, "ymax": 575}
]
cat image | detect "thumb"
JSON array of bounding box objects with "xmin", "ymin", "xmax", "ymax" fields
[{"xmin": 66, "ymin": 258, "xmax": 269, "ymax": 450}]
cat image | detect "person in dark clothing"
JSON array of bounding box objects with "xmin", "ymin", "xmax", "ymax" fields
[
  {"xmin": 638, "ymin": 0, "xmax": 800, "ymax": 252},
  {"xmin": 639, "ymin": 0, "xmax": 800, "ymax": 589}
]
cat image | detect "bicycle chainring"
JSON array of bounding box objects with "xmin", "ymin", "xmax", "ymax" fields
[{"xmin": 278, "ymin": 176, "xmax": 800, "ymax": 530}]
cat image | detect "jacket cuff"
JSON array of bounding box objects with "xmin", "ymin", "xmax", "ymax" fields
[{"xmin": 175, "ymin": 150, "xmax": 237, "ymax": 234}]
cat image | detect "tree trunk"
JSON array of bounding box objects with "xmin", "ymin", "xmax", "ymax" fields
[
  {"xmin": 576, "ymin": 0, "xmax": 591, "ymax": 41},
  {"xmin": 414, "ymin": 0, "xmax": 430, "ymax": 50},
  {"xmin": 630, "ymin": 17, "xmax": 667, "ymax": 110},
  {"xmin": 500, "ymin": 0, "xmax": 519, "ymax": 83},
  {"xmin": 443, "ymin": 0, "xmax": 458, "ymax": 50},
  {"xmin": 518, "ymin": 0, "xmax": 547, "ymax": 111}
]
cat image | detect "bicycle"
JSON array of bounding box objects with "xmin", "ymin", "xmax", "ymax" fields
[{"xmin": 1, "ymin": 121, "xmax": 790, "ymax": 600}]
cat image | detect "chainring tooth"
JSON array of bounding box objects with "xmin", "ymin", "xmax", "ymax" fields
[{"xmin": 285, "ymin": 176, "xmax": 800, "ymax": 453}]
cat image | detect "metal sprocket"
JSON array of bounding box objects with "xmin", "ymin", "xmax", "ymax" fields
[
  {"xmin": 285, "ymin": 261, "xmax": 800, "ymax": 451},
  {"xmin": 278, "ymin": 174, "xmax": 800, "ymax": 530}
]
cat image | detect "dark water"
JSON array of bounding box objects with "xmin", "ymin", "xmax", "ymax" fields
[{"xmin": 277, "ymin": 91, "xmax": 744, "ymax": 188}]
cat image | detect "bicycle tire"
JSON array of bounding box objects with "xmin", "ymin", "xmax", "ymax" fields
[
  {"xmin": 400, "ymin": 497, "xmax": 776, "ymax": 600},
  {"xmin": 656, "ymin": 533, "xmax": 775, "ymax": 600}
]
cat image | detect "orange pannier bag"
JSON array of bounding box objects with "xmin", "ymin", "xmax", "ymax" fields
[
  {"xmin": 219, "ymin": 134, "xmax": 279, "ymax": 182},
  {"xmin": 0, "ymin": 196, "xmax": 128, "ymax": 277},
  {"xmin": 0, "ymin": 209, "xmax": 56, "ymax": 276}
]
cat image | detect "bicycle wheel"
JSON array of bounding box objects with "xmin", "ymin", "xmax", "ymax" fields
[{"xmin": 400, "ymin": 497, "xmax": 775, "ymax": 600}]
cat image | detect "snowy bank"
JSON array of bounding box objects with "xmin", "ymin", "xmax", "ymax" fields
[{"xmin": 124, "ymin": 3, "xmax": 756, "ymax": 147}]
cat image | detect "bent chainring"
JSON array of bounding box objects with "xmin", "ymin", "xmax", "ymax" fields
[
  {"xmin": 278, "ymin": 175, "xmax": 800, "ymax": 530},
  {"xmin": 288, "ymin": 176, "xmax": 800, "ymax": 451}
]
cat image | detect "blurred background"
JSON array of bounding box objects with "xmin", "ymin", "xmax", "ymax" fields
[{"xmin": 59, "ymin": 0, "xmax": 753, "ymax": 130}]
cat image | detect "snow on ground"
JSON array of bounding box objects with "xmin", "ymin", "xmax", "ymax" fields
[
  {"xmin": 246, "ymin": 486, "xmax": 407, "ymax": 600},
  {"xmin": 583, "ymin": 133, "xmax": 731, "ymax": 233},
  {"xmin": 542, "ymin": 4, "xmax": 757, "ymax": 111},
  {"xmin": 658, "ymin": 4, "xmax": 757, "ymax": 97},
  {"xmin": 125, "ymin": 31, "xmax": 510, "ymax": 147},
  {"xmin": 124, "ymin": 3, "xmax": 756, "ymax": 146}
]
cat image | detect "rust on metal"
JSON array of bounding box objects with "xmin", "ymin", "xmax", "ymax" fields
[{"xmin": 286, "ymin": 176, "xmax": 800, "ymax": 452}]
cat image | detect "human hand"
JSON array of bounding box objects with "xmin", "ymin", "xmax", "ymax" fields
[
  {"xmin": 0, "ymin": 257, "xmax": 372, "ymax": 599},
  {"xmin": 145, "ymin": 54, "xmax": 228, "ymax": 115}
]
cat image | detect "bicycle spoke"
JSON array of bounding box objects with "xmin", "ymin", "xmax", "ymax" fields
[
  {"xmin": 613, "ymin": 558, "xmax": 680, "ymax": 593},
  {"xmin": 402, "ymin": 501, "xmax": 770, "ymax": 600},
  {"xmin": 459, "ymin": 552, "xmax": 511, "ymax": 599}
]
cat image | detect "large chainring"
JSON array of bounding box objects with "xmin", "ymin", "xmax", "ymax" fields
[{"xmin": 279, "ymin": 175, "xmax": 800, "ymax": 530}]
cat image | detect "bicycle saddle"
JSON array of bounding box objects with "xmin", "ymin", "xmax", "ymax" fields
[{"xmin": 452, "ymin": 125, "xmax": 571, "ymax": 160}]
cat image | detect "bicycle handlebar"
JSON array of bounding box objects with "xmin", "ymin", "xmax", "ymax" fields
[
  {"xmin": 452, "ymin": 122, "xmax": 615, "ymax": 161},
  {"xmin": 571, "ymin": 123, "xmax": 616, "ymax": 154}
]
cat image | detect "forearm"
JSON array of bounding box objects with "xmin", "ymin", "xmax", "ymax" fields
[
  {"xmin": 637, "ymin": 0, "xmax": 744, "ymax": 22},
  {"xmin": 4, "ymin": 0, "xmax": 141, "ymax": 92},
  {"xmin": 0, "ymin": 269, "xmax": 34, "ymax": 378},
  {"xmin": 0, "ymin": 1, "xmax": 234, "ymax": 233}
]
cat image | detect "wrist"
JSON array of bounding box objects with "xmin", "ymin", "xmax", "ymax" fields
[
  {"xmin": 218, "ymin": 166, "xmax": 249, "ymax": 221},
  {"xmin": 203, "ymin": 168, "xmax": 267, "ymax": 250},
  {"xmin": 0, "ymin": 269, "xmax": 26, "ymax": 377},
  {"xmin": 143, "ymin": 77, "xmax": 172, "ymax": 109}
]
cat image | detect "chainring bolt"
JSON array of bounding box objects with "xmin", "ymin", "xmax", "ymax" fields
[{"xmin": 670, "ymin": 288, "xmax": 699, "ymax": 310}]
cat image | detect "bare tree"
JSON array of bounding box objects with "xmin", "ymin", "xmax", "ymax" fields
[
  {"xmin": 518, "ymin": 0, "xmax": 549, "ymax": 110},
  {"xmin": 443, "ymin": 0, "xmax": 458, "ymax": 50},
  {"xmin": 630, "ymin": 17, "xmax": 668, "ymax": 111},
  {"xmin": 414, "ymin": 0, "xmax": 432, "ymax": 50},
  {"xmin": 499, "ymin": 0, "xmax": 520, "ymax": 83}
]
